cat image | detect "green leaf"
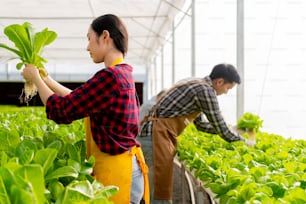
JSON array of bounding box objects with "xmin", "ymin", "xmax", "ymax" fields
[
  {"xmin": 0, "ymin": 22, "xmax": 57, "ymax": 69},
  {"xmin": 207, "ymin": 182, "xmax": 231, "ymax": 195},
  {"xmin": 66, "ymin": 143, "xmax": 81, "ymax": 163},
  {"xmin": 10, "ymin": 185, "xmax": 35, "ymax": 204},
  {"xmin": 0, "ymin": 127, "xmax": 20, "ymax": 152},
  {"xmin": 80, "ymin": 161, "xmax": 94, "ymax": 176},
  {"xmin": 48, "ymin": 180, "xmax": 65, "ymax": 202},
  {"xmin": 45, "ymin": 166, "xmax": 78, "ymax": 181},
  {"xmin": 0, "ymin": 43, "xmax": 22, "ymax": 58},
  {"xmin": 239, "ymin": 182, "xmax": 257, "ymax": 201},
  {"xmin": 266, "ymin": 182, "xmax": 286, "ymax": 198},
  {"xmin": 74, "ymin": 140, "xmax": 87, "ymax": 163},
  {"xmin": 47, "ymin": 140, "xmax": 63, "ymax": 150},
  {"xmin": 242, "ymin": 153, "xmax": 253, "ymax": 165},
  {"xmin": 3, "ymin": 23, "xmax": 33, "ymax": 62},
  {"xmin": 14, "ymin": 164, "xmax": 46, "ymax": 204},
  {"xmin": 249, "ymin": 166, "xmax": 268, "ymax": 181},
  {"xmin": 94, "ymin": 184, "xmax": 119, "ymax": 199},
  {"xmin": 257, "ymin": 185, "xmax": 273, "ymax": 197},
  {"xmin": 0, "ymin": 167, "xmax": 18, "ymax": 196},
  {"xmin": 61, "ymin": 180, "xmax": 117, "ymax": 204},
  {"xmin": 16, "ymin": 62, "xmax": 24, "ymax": 70},
  {"xmin": 0, "ymin": 177, "xmax": 10, "ymax": 204},
  {"xmin": 67, "ymin": 159, "xmax": 81, "ymax": 173},
  {"xmin": 33, "ymin": 148, "xmax": 58, "ymax": 175},
  {"xmin": 33, "ymin": 28, "xmax": 57, "ymax": 55},
  {"xmin": 15, "ymin": 139, "xmax": 38, "ymax": 164},
  {"xmin": 19, "ymin": 148, "xmax": 35, "ymax": 165},
  {"xmin": 60, "ymin": 180, "xmax": 93, "ymax": 203},
  {"xmin": 0, "ymin": 152, "xmax": 8, "ymax": 166},
  {"xmin": 282, "ymin": 187, "xmax": 306, "ymax": 203}
]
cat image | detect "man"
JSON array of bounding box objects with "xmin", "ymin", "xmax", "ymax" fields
[{"xmin": 138, "ymin": 63, "xmax": 255, "ymax": 203}]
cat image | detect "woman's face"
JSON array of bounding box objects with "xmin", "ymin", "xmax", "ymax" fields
[{"xmin": 86, "ymin": 27, "xmax": 106, "ymax": 63}]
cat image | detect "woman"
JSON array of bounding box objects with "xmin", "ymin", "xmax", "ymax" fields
[{"xmin": 22, "ymin": 14, "xmax": 149, "ymax": 204}]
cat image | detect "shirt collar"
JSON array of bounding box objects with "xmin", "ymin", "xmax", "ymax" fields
[{"xmin": 203, "ymin": 76, "xmax": 213, "ymax": 86}]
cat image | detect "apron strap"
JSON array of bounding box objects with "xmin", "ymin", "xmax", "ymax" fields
[{"xmin": 130, "ymin": 146, "xmax": 150, "ymax": 203}]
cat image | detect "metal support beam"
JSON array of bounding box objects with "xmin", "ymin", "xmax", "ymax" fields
[
  {"xmin": 161, "ymin": 47, "xmax": 165, "ymax": 89},
  {"xmin": 191, "ymin": 0, "xmax": 196, "ymax": 77},
  {"xmin": 237, "ymin": 0, "xmax": 244, "ymax": 119},
  {"xmin": 6, "ymin": 62, "xmax": 9, "ymax": 80},
  {"xmin": 154, "ymin": 56, "xmax": 157, "ymax": 94},
  {"xmin": 146, "ymin": 62, "xmax": 152, "ymax": 100},
  {"xmin": 172, "ymin": 21, "xmax": 176, "ymax": 84}
]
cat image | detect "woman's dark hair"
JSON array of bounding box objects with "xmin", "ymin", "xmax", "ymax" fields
[
  {"xmin": 91, "ymin": 14, "xmax": 128, "ymax": 56},
  {"xmin": 209, "ymin": 63, "xmax": 241, "ymax": 84}
]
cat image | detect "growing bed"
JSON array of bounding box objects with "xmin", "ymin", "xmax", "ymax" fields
[{"xmin": 0, "ymin": 106, "xmax": 305, "ymax": 203}]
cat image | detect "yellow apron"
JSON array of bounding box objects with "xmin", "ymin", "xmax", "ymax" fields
[{"xmin": 85, "ymin": 117, "xmax": 150, "ymax": 203}]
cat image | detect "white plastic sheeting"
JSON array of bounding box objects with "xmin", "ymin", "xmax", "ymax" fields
[{"xmin": 0, "ymin": 0, "xmax": 186, "ymax": 81}]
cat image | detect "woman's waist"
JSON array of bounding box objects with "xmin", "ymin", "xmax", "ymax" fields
[{"xmin": 91, "ymin": 134, "xmax": 140, "ymax": 155}]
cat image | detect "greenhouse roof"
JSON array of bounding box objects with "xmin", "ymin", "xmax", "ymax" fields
[{"xmin": 0, "ymin": 0, "xmax": 186, "ymax": 65}]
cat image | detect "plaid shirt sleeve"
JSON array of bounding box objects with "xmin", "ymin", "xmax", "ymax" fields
[
  {"xmin": 46, "ymin": 69, "xmax": 116, "ymax": 123},
  {"xmin": 194, "ymin": 87, "xmax": 244, "ymax": 142}
]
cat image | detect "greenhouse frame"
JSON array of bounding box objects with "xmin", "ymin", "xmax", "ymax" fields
[{"xmin": 0, "ymin": 0, "xmax": 305, "ymax": 203}]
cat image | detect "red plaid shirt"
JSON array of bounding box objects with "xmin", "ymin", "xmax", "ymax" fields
[{"xmin": 46, "ymin": 64, "xmax": 140, "ymax": 155}]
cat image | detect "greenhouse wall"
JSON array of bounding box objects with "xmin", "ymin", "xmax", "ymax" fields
[{"xmin": 148, "ymin": 0, "xmax": 306, "ymax": 140}]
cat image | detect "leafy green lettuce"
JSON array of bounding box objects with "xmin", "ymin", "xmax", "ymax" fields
[
  {"xmin": 237, "ymin": 112, "xmax": 263, "ymax": 132},
  {"xmin": 0, "ymin": 22, "xmax": 57, "ymax": 69}
]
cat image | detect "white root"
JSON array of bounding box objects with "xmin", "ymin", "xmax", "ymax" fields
[{"xmin": 23, "ymin": 80, "xmax": 38, "ymax": 103}]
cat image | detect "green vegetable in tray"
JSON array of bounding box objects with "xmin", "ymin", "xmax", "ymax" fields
[
  {"xmin": 237, "ymin": 112, "xmax": 263, "ymax": 132},
  {"xmin": 0, "ymin": 22, "xmax": 57, "ymax": 102}
]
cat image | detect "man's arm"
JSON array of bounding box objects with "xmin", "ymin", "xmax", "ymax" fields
[
  {"xmin": 193, "ymin": 114, "xmax": 216, "ymax": 133},
  {"xmin": 194, "ymin": 113, "xmax": 258, "ymax": 147},
  {"xmin": 193, "ymin": 113, "xmax": 243, "ymax": 139},
  {"xmin": 196, "ymin": 88, "xmax": 245, "ymax": 142}
]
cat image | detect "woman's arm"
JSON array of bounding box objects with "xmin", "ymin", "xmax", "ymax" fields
[
  {"xmin": 39, "ymin": 68, "xmax": 72, "ymax": 96},
  {"xmin": 22, "ymin": 64, "xmax": 71, "ymax": 104}
]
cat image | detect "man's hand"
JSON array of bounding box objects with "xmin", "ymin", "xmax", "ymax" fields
[
  {"xmin": 245, "ymin": 139, "xmax": 256, "ymax": 147},
  {"xmin": 245, "ymin": 130, "xmax": 256, "ymax": 147},
  {"xmin": 230, "ymin": 125, "xmax": 256, "ymax": 147},
  {"xmin": 230, "ymin": 125, "xmax": 245, "ymax": 135}
]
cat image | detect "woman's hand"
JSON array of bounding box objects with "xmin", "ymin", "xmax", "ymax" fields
[
  {"xmin": 21, "ymin": 64, "xmax": 54, "ymax": 106},
  {"xmin": 22, "ymin": 64, "xmax": 40, "ymax": 82},
  {"xmin": 38, "ymin": 68, "xmax": 48, "ymax": 79}
]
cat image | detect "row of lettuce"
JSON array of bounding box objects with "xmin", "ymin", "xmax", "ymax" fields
[
  {"xmin": 1, "ymin": 106, "xmax": 305, "ymax": 203},
  {"xmin": 0, "ymin": 106, "xmax": 117, "ymax": 204},
  {"xmin": 177, "ymin": 124, "xmax": 306, "ymax": 203}
]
